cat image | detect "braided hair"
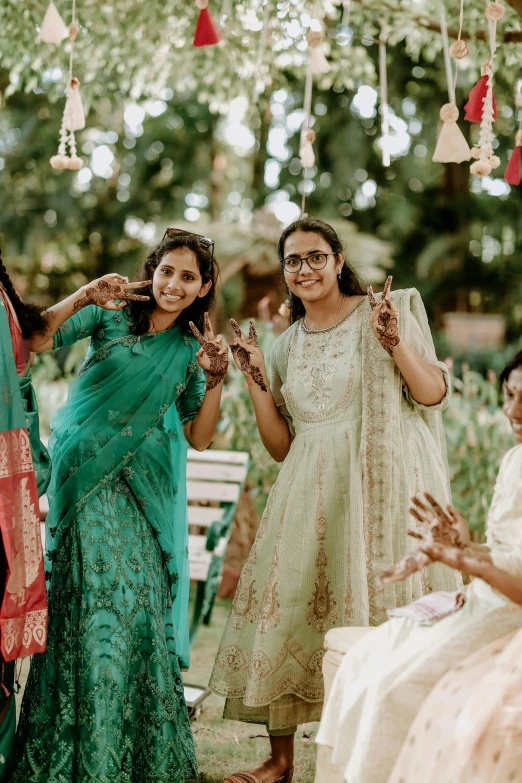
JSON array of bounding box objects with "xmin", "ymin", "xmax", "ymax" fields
[{"xmin": 0, "ymin": 252, "xmax": 48, "ymax": 339}]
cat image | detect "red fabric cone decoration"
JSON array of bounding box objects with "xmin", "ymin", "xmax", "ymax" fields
[
  {"xmin": 505, "ymin": 130, "xmax": 522, "ymax": 186},
  {"xmin": 193, "ymin": 0, "xmax": 223, "ymax": 47},
  {"xmin": 464, "ymin": 74, "xmax": 498, "ymax": 122}
]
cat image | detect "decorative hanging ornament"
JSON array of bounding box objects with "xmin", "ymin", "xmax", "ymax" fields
[
  {"xmin": 469, "ymin": 1, "xmax": 503, "ymax": 177},
  {"xmin": 433, "ymin": 104, "xmax": 472, "ymax": 163},
  {"xmin": 505, "ymin": 127, "xmax": 522, "ymax": 186},
  {"xmin": 193, "ymin": 0, "xmax": 223, "ymax": 47},
  {"xmin": 306, "ymin": 29, "xmax": 330, "ymax": 75},
  {"xmin": 432, "ymin": 0, "xmax": 471, "ymax": 164},
  {"xmin": 300, "ymin": 128, "xmax": 316, "ymax": 168},
  {"xmin": 464, "ymin": 62, "xmax": 498, "ymax": 122},
  {"xmin": 39, "ymin": 0, "xmax": 69, "ymax": 44},
  {"xmin": 50, "ymin": 77, "xmax": 85, "ymax": 170}
]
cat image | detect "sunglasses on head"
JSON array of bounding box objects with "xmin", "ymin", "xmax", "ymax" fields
[{"xmin": 162, "ymin": 228, "xmax": 215, "ymax": 259}]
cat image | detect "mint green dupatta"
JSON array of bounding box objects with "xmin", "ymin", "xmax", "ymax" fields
[{"xmin": 48, "ymin": 307, "xmax": 205, "ymax": 667}]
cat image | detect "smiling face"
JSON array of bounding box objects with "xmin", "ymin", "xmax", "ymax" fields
[
  {"xmin": 282, "ymin": 231, "xmax": 343, "ymax": 304},
  {"xmin": 503, "ymin": 367, "xmax": 522, "ymax": 443},
  {"xmin": 151, "ymin": 248, "xmax": 212, "ymax": 324}
]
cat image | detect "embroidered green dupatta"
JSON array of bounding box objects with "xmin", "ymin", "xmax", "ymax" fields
[{"xmin": 47, "ymin": 307, "xmax": 205, "ymax": 667}]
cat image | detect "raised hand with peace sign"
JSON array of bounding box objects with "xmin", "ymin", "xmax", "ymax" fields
[
  {"xmin": 229, "ymin": 318, "xmax": 268, "ymax": 392},
  {"xmin": 368, "ymin": 275, "xmax": 401, "ymax": 357},
  {"xmin": 189, "ymin": 312, "xmax": 229, "ymax": 391}
]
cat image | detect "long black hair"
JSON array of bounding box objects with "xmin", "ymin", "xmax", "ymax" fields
[
  {"xmin": 0, "ymin": 252, "xmax": 48, "ymax": 338},
  {"xmin": 277, "ymin": 217, "xmax": 365, "ymax": 324},
  {"xmin": 499, "ymin": 350, "xmax": 522, "ymax": 392},
  {"xmin": 125, "ymin": 233, "xmax": 218, "ymax": 336}
]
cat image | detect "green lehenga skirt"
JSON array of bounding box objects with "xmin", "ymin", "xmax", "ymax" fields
[{"xmin": 11, "ymin": 476, "xmax": 198, "ymax": 783}]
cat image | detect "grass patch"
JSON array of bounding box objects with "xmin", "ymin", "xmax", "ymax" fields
[{"xmin": 187, "ymin": 594, "xmax": 318, "ymax": 783}]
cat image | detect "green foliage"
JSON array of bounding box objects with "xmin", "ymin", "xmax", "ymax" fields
[{"xmin": 445, "ymin": 367, "xmax": 514, "ymax": 536}]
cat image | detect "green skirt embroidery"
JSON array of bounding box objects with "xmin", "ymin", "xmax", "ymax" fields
[{"xmin": 11, "ymin": 477, "xmax": 198, "ymax": 783}]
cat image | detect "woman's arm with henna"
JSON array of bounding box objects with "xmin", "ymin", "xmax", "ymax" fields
[
  {"xmin": 30, "ymin": 275, "xmax": 149, "ymax": 352},
  {"xmin": 229, "ymin": 319, "xmax": 292, "ymax": 462},
  {"xmin": 368, "ymin": 277, "xmax": 446, "ymax": 406}
]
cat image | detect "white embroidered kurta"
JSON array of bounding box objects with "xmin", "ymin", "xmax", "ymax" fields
[
  {"xmin": 316, "ymin": 443, "xmax": 522, "ymax": 783},
  {"xmin": 209, "ymin": 291, "xmax": 461, "ymax": 730}
]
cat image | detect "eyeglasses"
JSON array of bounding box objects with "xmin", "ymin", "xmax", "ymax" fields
[
  {"xmin": 280, "ymin": 252, "xmax": 335, "ymax": 274},
  {"xmin": 162, "ymin": 228, "xmax": 215, "ymax": 259}
]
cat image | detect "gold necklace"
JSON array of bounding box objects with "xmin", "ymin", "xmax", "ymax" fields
[{"xmin": 303, "ymin": 294, "xmax": 345, "ymax": 351}]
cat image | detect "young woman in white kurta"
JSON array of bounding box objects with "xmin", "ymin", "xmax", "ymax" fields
[{"xmin": 316, "ymin": 352, "xmax": 522, "ymax": 783}]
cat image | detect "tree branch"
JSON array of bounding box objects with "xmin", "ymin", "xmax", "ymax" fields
[{"xmin": 348, "ymin": 0, "xmax": 522, "ymax": 43}]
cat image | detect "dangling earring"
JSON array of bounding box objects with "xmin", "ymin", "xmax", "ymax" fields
[{"xmin": 338, "ymin": 268, "xmax": 342, "ymax": 279}]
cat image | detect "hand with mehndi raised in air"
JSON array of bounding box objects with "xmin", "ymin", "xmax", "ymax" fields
[
  {"xmin": 189, "ymin": 312, "xmax": 229, "ymax": 391},
  {"xmin": 229, "ymin": 318, "xmax": 268, "ymax": 392},
  {"xmin": 379, "ymin": 492, "xmax": 472, "ymax": 585},
  {"xmin": 368, "ymin": 275, "xmax": 401, "ymax": 357},
  {"xmin": 73, "ymin": 273, "xmax": 150, "ymax": 312}
]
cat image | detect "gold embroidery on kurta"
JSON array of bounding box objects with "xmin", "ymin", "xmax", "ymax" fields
[{"xmin": 306, "ymin": 447, "xmax": 338, "ymax": 633}]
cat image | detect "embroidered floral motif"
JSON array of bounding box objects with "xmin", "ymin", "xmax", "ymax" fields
[
  {"xmin": 121, "ymin": 426, "xmax": 132, "ymax": 437},
  {"xmin": 108, "ymin": 410, "xmax": 120, "ymax": 421},
  {"xmin": 175, "ymin": 383, "xmax": 186, "ymax": 399},
  {"xmin": 306, "ymin": 447, "xmax": 338, "ymax": 633}
]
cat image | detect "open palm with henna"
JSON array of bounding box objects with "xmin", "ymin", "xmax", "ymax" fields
[
  {"xmin": 379, "ymin": 492, "xmax": 468, "ymax": 585},
  {"xmin": 189, "ymin": 313, "xmax": 228, "ymax": 391},
  {"xmin": 73, "ymin": 274, "xmax": 150, "ymax": 312},
  {"xmin": 368, "ymin": 275, "xmax": 401, "ymax": 357},
  {"xmin": 230, "ymin": 318, "xmax": 268, "ymax": 392}
]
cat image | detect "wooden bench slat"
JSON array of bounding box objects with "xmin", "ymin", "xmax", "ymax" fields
[
  {"xmin": 188, "ymin": 449, "xmax": 249, "ymax": 465},
  {"xmin": 187, "ymin": 480, "xmax": 240, "ymax": 503},
  {"xmin": 189, "ymin": 534, "xmax": 212, "ymax": 581},
  {"xmin": 187, "ymin": 506, "xmax": 225, "ymax": 527},
  {"xmin": 186, "ymin": 462, "xmax": 248, "ymax": 483}
]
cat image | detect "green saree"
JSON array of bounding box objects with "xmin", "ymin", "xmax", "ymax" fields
[{"xmin": 12, "ymin": 306, "xmax": 204, "ymax": 783}]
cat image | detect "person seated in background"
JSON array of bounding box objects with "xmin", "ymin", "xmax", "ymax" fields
[
  {"xmin": 316, "ymin": 350, "xmax": 522, "ymax": 783},
  {"xmin": 388, "ymin": 546, "xmax": 522, "ymax": 783}
]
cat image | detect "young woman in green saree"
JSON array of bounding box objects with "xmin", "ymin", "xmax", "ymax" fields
[{"xmin": 11, "ymin": 230, "xmax": 228, "ymax": 783}]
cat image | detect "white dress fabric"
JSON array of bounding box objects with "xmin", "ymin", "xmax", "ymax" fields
[{"xmin": 316, "ymin": 443, "xmax": 522, "ymax": 783}]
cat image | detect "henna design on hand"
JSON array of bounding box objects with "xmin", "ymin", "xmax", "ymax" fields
[
  {"xmin": 230, "ymin": 318, "xmax": 268, "ymax": 392},
  {"xmin": 73, "ymin": 277, "xmax": 149, "ymax": 312},
  {"xmin": 190, "ymin": 314, "xmax": 228, "ymax": 391},
  {"xmin": 378, "ymin": 491, "xmax": 467, "ymax": 585},
  {"xmin": 368, "ymin": 275, "xmax": 401, "ymax": 357},
  {"xmin": 376, "ymin": 309, "xmax": 400, "ymax": 356}
]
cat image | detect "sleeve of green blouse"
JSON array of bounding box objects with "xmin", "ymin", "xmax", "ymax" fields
[
  {"xmin": 175, "ymin": 359, "xmax": 206, "ymax": 424},
  {"xmin": 52, "ymin": 305, "xmax": 102, "ymax": 349}
]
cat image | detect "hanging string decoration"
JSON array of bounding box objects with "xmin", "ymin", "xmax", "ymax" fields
[
  {"xmin": 39, "ymin": 1, "xmax": 69, "ymax": 44},
  {"xmin": 298, "ymin": 29, "xmax": 319, "ymax": 216},
  {"xmin": 505, "ymin": 125, "xmax": 522, "ymax": 186},
  {"xmin": 306, "ymin": 29, "xmax": 331, "ymax": 75},
  {"xmin": 193, "ymin": 0, "xmax": 223, "ymax": 47},
  {"xmin": 379, "ymin": 24, "xmax": 390, "ymax": 168},
  {"xmin": 252, "ymin": 1, "xmax": 271, "ymax": 102},
  {"xmin": 469, "ymin": 1, "xmax": 504, "ymax": 176},
  {"xmin": 432, "ymin": 0, "xmax": 471, "ymax": 164},
  {"xmin": 49, "ymin": 1, "xmax": 86, "ymax": 170}
]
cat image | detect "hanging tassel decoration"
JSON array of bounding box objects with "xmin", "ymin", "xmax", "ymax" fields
[
  {"xmin": 433, "ymin": 104, "xmax": 472, "ymax": 163},
  {"xmin": 464, "ymin": 65, "xmax": 498, "ymax": 123},
  {"xmin": 50, "ymin": 0, "xmax": 85, "ymax": 171},
  {"xmin": 432, "ymin": 0, "xmax": 471, "ymax": 163},
  {"xmin": 307, "ymin": 30, "xmax": 331, "ymax": 75},
  {"xmin": 193, "ymin": 0, "xmax": 223, "ymax": 47},
  {"xmin": 505, "ymin": 128, "xmax": 522, "ymax": 186},
  {"xmin": 300, "ymin": 128, "xmax": 316, "ymax": 168},
  {"xmin": 50, "ymin": 77, "xmax": 84, "ymax": 170},
  {"xmin": 469, "ymin": 1, "xmax": 503, "ymax": 177},
  {"xmin": 39, "ymin": 0, "xmax": 69, "ymax": 44},
  {"xmin": 65, "ymin": 77, "xmax": 85, "ymax": 131}
]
